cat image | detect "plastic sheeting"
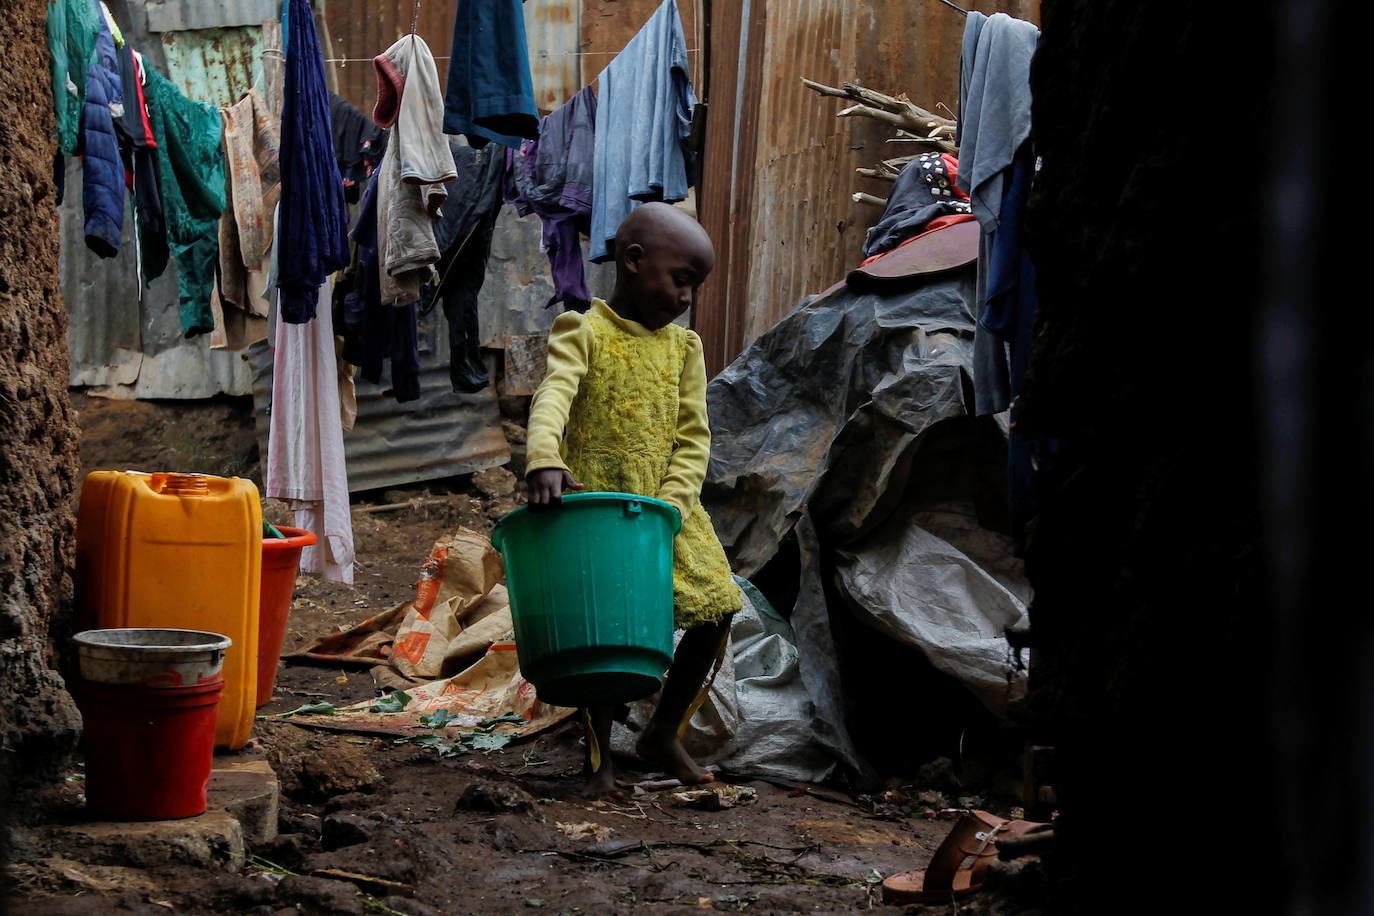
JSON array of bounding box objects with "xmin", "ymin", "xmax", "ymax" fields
[
  {"xmin": 836, "ymin": 506, "xmax": 1027, "ymax": 717},
  {"xmin": 610, "ymin": 577, "xmax": 834, "ymax": 783},
  {"xmin": 703, "ymin": 271, "xmax": 984, "ymax": 576},
  {"xmin": 701, "ymin": 264, "xmax": 1027, "ymax": 779}
]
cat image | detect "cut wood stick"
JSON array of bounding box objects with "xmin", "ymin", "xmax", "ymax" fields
[
  {"xmin": 841, "ymin": 81, "xmax": 954, "ymax": 123},
  {"xmin": 633, "ymin": 765, "xmax": 722, "ymax": 792},
  {"xmin": 312, "ymin": 869, "xmax": 414, "ymax": 897},
  {"xmin": 801, "ymin": 77, "xmax": 851, "ymax": 98},
  {"xmin": 886, "ymin": 136, "xmax": 959, "ymax": 154},
  {"xmin": 853, "ymin": 192, "xmax": 889, "ymax": 206},
  {"xmin": 838, "ymin": 103, "xmax": 920, "ymax": 130},
  {"xmin": 354, "ymin": 496, "xmax": 451, "ymax": 515},
  {"xmin": 856, "ymin": 167, "xmax": 898, "ymax": 181},
  {"xmin": 802, "ymin": 77, "xmax": 957, "ymax": 130}
]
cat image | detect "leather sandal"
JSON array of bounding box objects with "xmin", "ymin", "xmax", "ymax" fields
[{"xmin": 882, "ymin": 809, "xmax": 1046, "ymax": 905}]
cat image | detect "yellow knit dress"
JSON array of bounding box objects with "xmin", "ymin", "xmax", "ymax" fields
[{"xmin": 525, "ymin": 299, "xmax": 742, "ymax": 628}]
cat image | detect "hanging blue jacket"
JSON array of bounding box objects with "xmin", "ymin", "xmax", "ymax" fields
[{"xmin": 80, "ymin": 4, "xmax": 124, "ymax": 258}]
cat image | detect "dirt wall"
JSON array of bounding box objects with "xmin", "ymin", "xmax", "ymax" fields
[{"xmin": 0, "ymin": 0, "xmax": 83, "ymax": 826}]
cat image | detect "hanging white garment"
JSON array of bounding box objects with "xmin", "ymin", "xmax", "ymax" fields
[{"xmin": 266, "ymin": 276, "xmax": 355, "ymax": 584}]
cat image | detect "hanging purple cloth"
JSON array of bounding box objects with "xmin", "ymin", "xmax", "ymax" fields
[{"xmin": 276, "ymin": 0, "xmax": 349, "ymax": 323}]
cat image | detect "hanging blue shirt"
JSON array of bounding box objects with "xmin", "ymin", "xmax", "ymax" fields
[{"xmin": 588, "ymin": 0, "xmax": 696, "ymax": 262}]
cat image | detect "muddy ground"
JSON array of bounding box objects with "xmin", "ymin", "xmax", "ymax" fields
[{"xmin": 2, "ymin": 395, "xmax": 1046, "ymax": 915}]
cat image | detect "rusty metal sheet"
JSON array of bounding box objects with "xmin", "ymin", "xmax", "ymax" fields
[
  {"xmin": 477, "ymin": 203, "xmax": 617, "ymax": 348},
  {"xmin": 524, "ymin": 0, "xmax": 581, "ymax": 111},
  {"xmin": 62, "ymin": 162, "xmax": 143, "ymax": 388},
  {"xmin": 159, "ymin": 25, "xmax": 263, "ymax": 107},
  {"xmin": 694, "ymin": 0, "xmax": 1038, "ymax": 373},
  {"xmin": 144, "ymin": 0, "xmax": 278, "ymax": 31},
  {"xmin": 580, "ymin": 0, "xmax": 702, "ymax": 89},
  {"xmin": 501, "ymin": 334, "xmax": 549, "ymax": 396},
  {"xmin": 250, "ymin": 306, "xmax": 510, "ymax": 495},
  {"xmin": 695, "ymin": 0, "xmax": 765, "ymax": 377},
  {"xmin": 325, "ymin": 1, "xmax": 457, "ymax": 115},
  {"xmin": 61, "ymin": 139, "xmax": 253, "ymax": 397}
]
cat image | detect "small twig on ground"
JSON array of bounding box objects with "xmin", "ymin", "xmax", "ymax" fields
[{"xmin": 355, "ymin": 496, "xmax": 451, "ymax": 515}]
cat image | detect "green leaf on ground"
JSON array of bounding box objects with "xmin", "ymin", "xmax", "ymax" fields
[
  {"xmin": 476, "ymin": 711, "xmax": 525, "ymax": 730},
  {"xmin": 418, "ymin": 708, "xmax": 458, "ymax": 729},
  {"xmin": 467, "ymin": 731, "xmax": 513, "ymax": 752},
  {"xmin": 367, "ymin": 690, "xmax": 412, "ymax": 714}
]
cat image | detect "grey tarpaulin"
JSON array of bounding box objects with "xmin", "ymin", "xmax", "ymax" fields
[
  {"xmin": 703, "ymin": 270, "xmax": 984, "ymax": 574},
  {"xmin": 701, "ymin": 263, "xmax": 1027, "ymax": 778},
  {"xmin": 836, "ymin": 506, "xmax": 1028, "ymax": 717},
  {"xmin": 611, "ymin": 577, "xmax": 834, "ymax": 783}
]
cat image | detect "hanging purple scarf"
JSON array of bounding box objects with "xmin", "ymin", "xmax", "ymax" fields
[{"xmin": 276, "ymin": 0, "xmax": 349, "ymax": 322}]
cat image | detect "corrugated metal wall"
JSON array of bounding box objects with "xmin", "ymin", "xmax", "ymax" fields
[
  {"xmin": 578, "ymin": 0, "xmax": 701, "ymax": 90},
  {"xmin": 697, "ymin": 0, "xmax": 1040, "ymax": 373},
  {"xmin": 326, "ymin": 0, "xmax": 584, "ymax": 117}
]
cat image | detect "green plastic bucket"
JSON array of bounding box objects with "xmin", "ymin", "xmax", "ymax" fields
[{"xmin": 492, "ymin": 492, "xmax": 681, "ymax": 707}]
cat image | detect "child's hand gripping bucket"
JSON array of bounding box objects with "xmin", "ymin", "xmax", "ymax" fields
[{"xmin": 492, "ymin": 492, "xmax": 680, "ymax": 707}]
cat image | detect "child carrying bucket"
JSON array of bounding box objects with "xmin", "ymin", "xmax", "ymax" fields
[{"xmin": 524, "ymin": 202, "xmax": 742, "ymax": 797}]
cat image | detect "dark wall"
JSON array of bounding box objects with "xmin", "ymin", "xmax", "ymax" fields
[
  {"xmin": 0, "ymin": 0, "xmax": 83, "ymax": 839},
  {"xmin": 1020, "ymin": 1, "xmax": 1283, "ymax": 911}
]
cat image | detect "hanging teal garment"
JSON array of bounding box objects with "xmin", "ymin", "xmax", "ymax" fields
[
  {"xmin": 141, "ymin": 67, "xmax": 226, "ymax": 337},
  {"xmin": 47, "ymin": 0, "xmax": 102, "ymax": 156}
]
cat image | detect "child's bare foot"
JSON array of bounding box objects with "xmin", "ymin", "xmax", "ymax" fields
[
  {"xmin": 635, "ymin": 723, "xmax": 715, "ymax": 785},
  {"xmin": 583, "ymin": 767, "xmax": 626, "ymax": 799}
]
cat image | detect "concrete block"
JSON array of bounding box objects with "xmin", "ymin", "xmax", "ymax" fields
[
  {"xmin": 53, "ymin": 809, "xmax": 246, "ymax": 872},
  {"xmin": 210, "ymin": 756, "xmax": 280, "ymax": 846}
]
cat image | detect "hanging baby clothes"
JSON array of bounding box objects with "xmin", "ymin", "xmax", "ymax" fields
[
  {"xmin": 373, "ymin": 34, "xmax": 457, "ymax": 307},
  {"xmin": 80, "ymin": 5, "xmax": 124, "ymax": 258},
  {"xmin": 276, "ymin": 0, "xmax": 349, "ymax": 323},
  {"xmin": 115, "ymin": 44, "xmax": 167, "ymax": 279},
  {"xmin": 211, "ymin": 87, "xmax": 278, "ymax": 350},
  {"xmin": 588, "ymin": 0, "xmax": 696, "ymax": 262},
  {"xmin": 267, "ymin": 275, "xmax": 356, "ymax": 584},
  {"xmin": 506, "ymin": 85, "xmax": 597, "ymax": 312},
  {"xmin": 441, "ymin": 0, "xmax": 539, "ymax": 149},
  {"xmin": 141, "ymin": 66, "xmax": 225, "ymax": 337}
]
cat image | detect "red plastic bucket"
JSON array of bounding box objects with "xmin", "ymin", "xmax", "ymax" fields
[
  {"xmin": 256, "ymin": 526, "xmax": 316, "ymax": 707},
  {"xmin": 76, "ymin": 676, "xmax": 224, "ymax": 820}
]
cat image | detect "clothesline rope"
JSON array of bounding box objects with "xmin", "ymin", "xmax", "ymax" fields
[{"xmin": 319, "ymin": 49, "xmax": 699, "ymax": 64}]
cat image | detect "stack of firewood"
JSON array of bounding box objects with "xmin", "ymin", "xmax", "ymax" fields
[{"xmin": 802, "ymin": 78, "xmax": 957, "ymax": 207}]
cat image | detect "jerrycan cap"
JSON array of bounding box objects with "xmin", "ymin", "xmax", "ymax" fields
[{"xmin": 150, "ymin": 472, "xmax": 211, "ymax": 497}]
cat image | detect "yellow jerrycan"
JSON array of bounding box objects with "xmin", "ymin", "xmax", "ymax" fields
[{"xmin": 76, "ymin": 471, "xmax": 262, "ymax": 750}]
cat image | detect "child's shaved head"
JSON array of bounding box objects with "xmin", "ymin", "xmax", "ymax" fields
[
  {"xmin": 607, "ymin": 202, "xmax": 715, "ymax": 331},
  {"xmin": 614, "ymin": 202, "xmax": 715, "ymax": 270}
]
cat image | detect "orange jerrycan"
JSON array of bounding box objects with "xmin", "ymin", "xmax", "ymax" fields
[{"xmin": 76, "ymin": 471, "xmax": 262, "ymax": 750}]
